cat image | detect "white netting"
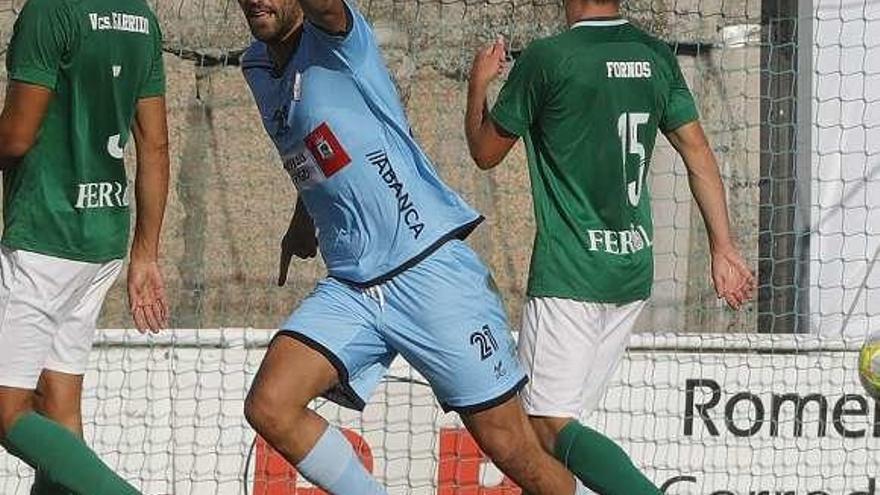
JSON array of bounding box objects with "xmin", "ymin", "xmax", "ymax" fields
[{"xmin": 0, "ymin": 0, "xmax": 878, "ymax": 493}]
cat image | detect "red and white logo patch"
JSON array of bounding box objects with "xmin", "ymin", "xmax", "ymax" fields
[{"xmin": 304, "ymin": 123, "xmax": 351, "ymax": 178}]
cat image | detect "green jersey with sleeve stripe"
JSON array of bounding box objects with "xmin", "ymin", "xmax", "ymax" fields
[
  {"xmin": 491, "ymin": 18, "xmax": 698, "ymax": 303},
  {"xmin": 3, "ymin": 0, "xmax": 165, "ymax": 262}
]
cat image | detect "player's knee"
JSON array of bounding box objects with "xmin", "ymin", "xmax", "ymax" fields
[
  {"xmin": 244, "ymin": 386, "xmax": 306, "ymax": 437},
  {"xmin": 35, "ymin": 394, "xmax": 82, "ymax": 434},
  {"xmin": 244, "ymin": 388, "xmax": 274, "ymax": 434}
]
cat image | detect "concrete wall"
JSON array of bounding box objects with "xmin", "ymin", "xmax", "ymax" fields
[{"xmin": 0, "ymin": 0, "xmax": 764, "ymax": 332}]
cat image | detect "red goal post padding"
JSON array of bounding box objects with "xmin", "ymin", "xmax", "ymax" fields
[
  {"xmin": 253, "ymin": 429, "xmax": 374, "ymax": 495},
  {"xmin": 252, "ymin": 428, "xmax": 521, "ymax": 494}
]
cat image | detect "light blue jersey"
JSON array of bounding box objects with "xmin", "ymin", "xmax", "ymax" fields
[
  {"xmin": 242, "ymin": 3, "xmax": 526, "ymax": 414},
  {"xmin": 242, "ymin": 2, "xmax": 482, "ymax": 286}
]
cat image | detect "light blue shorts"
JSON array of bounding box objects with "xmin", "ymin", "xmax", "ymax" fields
[{"xmin": 279, "ymin": 240, "xmax": 526, "ymax": 413}]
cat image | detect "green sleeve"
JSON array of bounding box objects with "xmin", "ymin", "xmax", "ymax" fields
[
  {"xmin": 6, "ymin": 0, "xmax": 76, "ymax": 90},
  {"xmin": 138, "ymin": 18, "xmax": 166, "ymax": 98},
  {"xmin": 659, "ymin": 49, "xmax": 699, "ymax": 132},
  {"xmin": 490, "ymin": 43, "xmax": 549, "ymax": 137}
]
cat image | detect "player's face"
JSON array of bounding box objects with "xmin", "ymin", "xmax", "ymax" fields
[{"xmin": 239, "ymin": 0, "xmax": 302, "ymax": 43}]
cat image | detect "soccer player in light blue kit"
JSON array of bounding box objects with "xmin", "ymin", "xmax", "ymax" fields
[{"xmin": 237, "ymin": 0, "xmax": 592, "ymax": 493}]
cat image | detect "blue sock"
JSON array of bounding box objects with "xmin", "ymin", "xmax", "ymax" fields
[{"xmin": 297, "ymin": 426, "xmax": 387, "ymax": 495}]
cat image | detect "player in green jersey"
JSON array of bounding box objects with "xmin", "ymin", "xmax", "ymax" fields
[
  {"xmin": 0, "ymin": 0, "xmax": 169, "ymax": 493},
  {"xmin": 466, "ymin": 0, "xmax": 754, "ymax": 493}
]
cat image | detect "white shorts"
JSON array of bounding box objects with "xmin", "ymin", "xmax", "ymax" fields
[
  {"xmin": 518, "ymin": 296, "xmax": 646, "ymax": 418},
  {"xmin": 0, "ymin": 248, "xmax": 122, "ymax": 389}
]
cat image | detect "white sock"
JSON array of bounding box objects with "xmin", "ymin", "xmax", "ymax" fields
[{"xmin": 296, "ymin": 426, "xmax": 387, "ymax": 495}]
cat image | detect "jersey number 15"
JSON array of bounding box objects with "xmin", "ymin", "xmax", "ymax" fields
[{"xmin": 618, "ymin": 112, "xmax": 650, "ymax": 207}]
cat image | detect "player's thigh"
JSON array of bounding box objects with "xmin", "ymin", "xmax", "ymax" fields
[
  {"xmin": 247, "ymin": 335, "xmax": 340, "ymax": 415},
  {"xmin": 0, "ymin": 249, "xmax": 95, "ymax": 392},
  {"xmin": 0, "ymin": 386, "xmax": 34, "ymax": 436},
  {"xmin": 46, "ymin": 260, "xmax": 122, "ymax": 378},
  {"xmin": 254, "ymin": 278, "xmax": 394, "ymax": 413},
  {"xmin": 34, "ymin": 369, "xmax": 85, "ymax": 436},
  {"xmin": 579, "ymin": 299, "xmax": 646, "ymax": 414},
  {"xmin": 383, "ymin": 240, "xmax": 526, "ymax": 414}
]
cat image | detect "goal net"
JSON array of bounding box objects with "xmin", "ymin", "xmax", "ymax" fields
[{"xmin": 0, "ymin": 0, "xmax": 878, "ymax": 493}]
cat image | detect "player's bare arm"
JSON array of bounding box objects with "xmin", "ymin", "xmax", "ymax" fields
[
  {"xmin": 297, "ymin": 0, "xmax": 348, "ymax": 34},
  {"xmin": 0, "ymin": 82, "xmax": 53, "ymax": 169},
  {"xmin": 278, "ymin": 197, "xmax": 317, "ymax": 287},
  {"xmin": 466, "ymin": 37, "xmax": 517, "ymax": 169},
  {"xmin": 665, "ymin": 121, "xmax": 755, "ymax": 309},
  {"xmin": 128, "ymin": 96, "xmax": 170, "ymax": 333}
]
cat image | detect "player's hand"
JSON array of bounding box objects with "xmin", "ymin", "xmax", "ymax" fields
[
  {"xmin": 470, "ymin": 36, "xmax": 507, "ymax": 90},
  {"xmin": 711, "ymin": 246, "xmax": 755, "ymax": 310},
  {"xmin": 278, "ymin": 208, "xmax": 317, "ymax": 286},
  {"xmin": 127, "ymin": 258, "xmax": 169, "ymax": 334}
]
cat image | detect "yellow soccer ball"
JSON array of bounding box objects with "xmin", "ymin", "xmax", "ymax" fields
[{"xmin": 858, "ymin": 339, "xmax": 880, "ymax": 399}]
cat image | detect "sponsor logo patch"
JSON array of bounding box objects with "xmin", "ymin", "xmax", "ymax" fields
[
  {"xmin": 304, "ymin": 123, "xmax": 351, "ymax": 178},
  {"xmin": 283, "ymin": 145, "xmax": 325, "ymax": 190}
]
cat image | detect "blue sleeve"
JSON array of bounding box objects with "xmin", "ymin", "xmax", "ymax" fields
[{"xmin": 303, "ymin": 1, "xmax": 378, "ymax": 71}]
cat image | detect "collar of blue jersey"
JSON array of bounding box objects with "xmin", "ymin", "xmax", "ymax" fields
[{"xmin": 571, "ymin": 17, "xmax": 628, "ymax": 28}]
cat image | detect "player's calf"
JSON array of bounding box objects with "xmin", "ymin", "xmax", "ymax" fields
[
  {"xmin": 245, "ymin": 335, "xmax": 387, "ymax": 494},
  {"xmin": 461, "ymin": 395, "xmax": 586, "ymax": 495},
  {"xmin": 550, "ymin": 417, "xmax": 662, "ymax": 495},
  {"xmin": 244, "ymin": 335, "xmax": 339, "ymax": 461},
  {"xmin": 0, "ymin": 387, "xmax": 34, "ymax": 439},
  {"xmin": 30, "ymin": 370, "xmax": 86, "ymax": 493},
  {"xmin": 34, "ymin": 370, "xmax": 85, "ymax": 436},
  {"xmin": 529, "ymin": 415, "xmax": 571, "ymax": 454},
  {"xmin": 0, "ymin": 387, "xmax": 141, "ymax": 494}
]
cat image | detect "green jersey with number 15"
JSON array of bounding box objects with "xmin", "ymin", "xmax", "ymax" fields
[
  {"xmin": 4, "ymin": 0, "xmax": 165, "ymax": 262},
  {"xmin": 491, "ymin": 18, "xmax": 698, "ymax": 304}
]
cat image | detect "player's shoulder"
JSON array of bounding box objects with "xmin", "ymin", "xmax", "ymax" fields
[
  {"xmin": 515, "ymin": 35, "xmax": 564, "ymax": 70},
  {"xmin": 17, "ymin": 0, "xmax": 74, "ymax": 19},
  {"xmin": 21, "ymin": 0, "xmax": 160, "ymax": 30},
  {"xmin": 18, "ymin": 0, "xmax": 66, "ymax": 10},
  {"xmin": 608, "ymin": 22, "xmax": 682, "ymax": 81},
  {"xmin": 64, "ymin": 0, "xmax": 158, "ymax": 17},
  {"xmin": 624, "ymin": 23, "xmax": 677, "ymax": 62}
]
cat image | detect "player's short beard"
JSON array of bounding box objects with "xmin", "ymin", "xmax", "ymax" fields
[{"xmin": 248, "ymin": 1, "xmax": 302, "ymax": 44}]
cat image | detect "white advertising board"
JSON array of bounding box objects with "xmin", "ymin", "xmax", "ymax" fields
[{"xmin": 0, "ymin": 331, "xmax": 875, "ymax": 495}]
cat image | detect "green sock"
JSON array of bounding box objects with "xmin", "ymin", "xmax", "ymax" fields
[
  {"xmin": 554, "ymin": 421, "xmax": 661, "ymax": 495},
  {"xmin": 3, "ymin": 413, "xmax": 140, "ymax": 495},
  {"xmin": 31, "ymin": 470, "xmax": 75, "ymax": 495}
]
